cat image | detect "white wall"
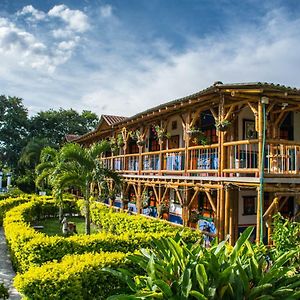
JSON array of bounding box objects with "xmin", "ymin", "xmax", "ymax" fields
[
  {"xmin": 167, "ymin": 115, "xmax": 184, "ymax": 148},
  {"xmin": 238, "ymin": 190, "xmax": 257, "ymax": 226},
  {"xmin": 238, "ymin": 106, "xmax": 255, "ymax": 140}
]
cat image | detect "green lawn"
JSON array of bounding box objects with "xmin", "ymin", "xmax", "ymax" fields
[{"xmin": 35, "ymin": 216, "xmax": 99, "ymax": 236}]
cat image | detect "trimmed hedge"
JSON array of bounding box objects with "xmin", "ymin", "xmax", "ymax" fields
[
  {"xmin": 14, "ymin": 252, "xmax": 131, "ymax": 300},
  {"xmin": 80, "ymin": 200, "xmax": 199, "ymax": 242},
  {"xmin": 0, "ymin": 195, "xmax": 32, "ymax": 225},
  {"xmin": 4, "ymin": 200, "xmax": 200, "ymax": 272}
]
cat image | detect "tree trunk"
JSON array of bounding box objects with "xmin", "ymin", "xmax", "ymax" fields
[
  {"xmin": 58, "ymin": 205, "xmax": 63, "ymax": 222},
  {"xmin": 85, "ymin": 182, "xmax": 91, "ymax": 235}
]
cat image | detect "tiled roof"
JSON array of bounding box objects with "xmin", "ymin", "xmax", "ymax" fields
[
  {"xmin": 65, "ymin": 134, "xmax": 80, "ymax": 142},
  {"xmin": 102, "ymin": 115, "xmax": 127, "ymax": 125}
]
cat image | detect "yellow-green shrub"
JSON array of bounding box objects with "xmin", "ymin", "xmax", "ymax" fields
[
  {"xmin": 0, "ymin": 195, "xmax": 32, "ymax": 225},
  {"xmin": 14, "ymin": 252, "xmax": 131, "ymax": 300},
  {"xmin": 5, "ymin": 200, "xmax": 200, "ymax": 272},
  {"xmin": 79, "ymin": 200, "xmax": 200, "ymax": 243}
]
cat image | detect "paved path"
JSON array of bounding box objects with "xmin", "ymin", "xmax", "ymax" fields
[{"xmin": 0, "ymin": 228, "xmax": 21, "ymax": 299}]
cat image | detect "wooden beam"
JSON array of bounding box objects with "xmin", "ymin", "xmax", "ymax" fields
[
  {"xmin": 175, "ymin": 188, "xmax": 183, "ymax": 206},
  {"xmin": 188, "ymin": 188, "xmax": 199, "ymax": 209},
  {"xmin": 224, "ymin": 105, "xmax": 236, "ymax": 121},
  {"xmin": 152, "ymin": 185, "xmax": 159, "ymax": 202},
  {"xmin": 204, "ymin": 190, "xmax": 216, "ymax": 213},
  {"xmin": 161, "ymin": 186, "xmax": 169, "ymax": 204},
  {"xmin": 247, "ymin": 101, "xmax": 258, "ymax": 115},
  {"xmin": 210, "ymin": 108, "xmax": 218, "ymax": 121}
]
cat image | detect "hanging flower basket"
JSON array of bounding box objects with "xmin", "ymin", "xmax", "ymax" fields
[
  {"xmin": 137, "ymin": 140, "xmax": 146, "ymax": 146},
  {"xmin": 215, "ymin": 120, "xmax": 231, "ymax": 132}
]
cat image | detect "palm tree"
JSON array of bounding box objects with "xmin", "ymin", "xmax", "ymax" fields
[
  {"xmin": 35, "ymin": 146, "xmax": 66, "ymax": 221},
  {"xmin": 57, "ymin": 141, "xmax": 121, "ymax": 234},
  {"xmin": 19, "ymin": 137, "xmax": 52, "ymax": 168}
]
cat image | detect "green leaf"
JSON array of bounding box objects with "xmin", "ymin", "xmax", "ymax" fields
[
  {"xmin": 153, "ymin": 280, "xmax": 173, "ymax": 297},
  {"xmin": 189, "ymin": 290, "xmax": 208, "ymax": 300},
  {"xmin": 230, "ymin": 226, "xmax": 254, "ymax": 263}
]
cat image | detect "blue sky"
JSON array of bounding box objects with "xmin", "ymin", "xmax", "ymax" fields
[{"xmin": 1, "ymin": 1, "xmax": 300, "ymax": 117}]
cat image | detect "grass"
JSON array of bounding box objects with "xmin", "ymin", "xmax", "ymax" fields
[{"xmin": 35, "ymin": 216, "xmax": 99, "ymax": 236}]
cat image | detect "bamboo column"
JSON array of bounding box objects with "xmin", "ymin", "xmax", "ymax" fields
[
  {"xmin": 136, "ymin": 181, "xmax": 142, "ymax": 214},
  {"xmin": 138, "ymin": 145, "xmax": 143, "ymax": 175},
  {"xmin": 224, "ymin": 186, "xmax": 230, "ymax": 238},
  {"xmin": 184, "ymin": 112, "xmax": 191, "ymax": 176},
  {"xmin": 218, "ymin": 187, "xmax": 225, "ymax": 240},
  {"xmin": 256, "ymin": 99, "xmax": 264, "ymax": 244}
]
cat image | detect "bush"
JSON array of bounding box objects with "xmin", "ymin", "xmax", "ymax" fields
[
  {"xmin": 14, "ymin": 252, "xmax": 131, "ymax": 300},
  {"xmin": 79, "ymin": 200, "xmax": 200, "ymax": 243},
  {"xmin": 4, "ymin": 199, "xmax": 200, "ymax": 272},
  {"xmin": 0, "ymin": 282, "xmax": 9, "ymax": 300},
  {"xmin": 0, "ymin": 195, "xmax": 31, "ymax": 225}
]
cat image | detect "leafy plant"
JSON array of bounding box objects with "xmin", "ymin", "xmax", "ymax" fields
[
  {"xmin": 154, "ymin": 126, "xmax": 171, "ymax": 140},
  {"xmin": 0, "ymin": 282, "xmax": 9, "ymax": 300},
  {"xmin": 117, "ymin": 133, "xmax": 125, "ymax": 148},
  {"xmin": 215, "ymin": 120, "xmax": 231, "ymax": 131},
  {"xmin": 106, "ymin": 227, "xmax": 300, "ymax": 299}
]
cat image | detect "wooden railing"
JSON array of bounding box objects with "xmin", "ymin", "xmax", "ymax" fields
[
  {"xmin": 101, "ymin": 139, "xmax": 300, "ymax": 177},
  {"xmin": 265, "ymin": 140, "xmax": 300, "ymax": 175},
  {"xmin": 224, "ymin": 139, "xmax": 259, "ymax": 176}
]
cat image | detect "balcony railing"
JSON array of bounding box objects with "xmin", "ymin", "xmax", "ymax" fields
[{"xmin": 101, "ymin": 139, "xmax": 300, "ymax": 177}]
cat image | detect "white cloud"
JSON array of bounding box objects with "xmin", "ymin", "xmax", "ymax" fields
[
  {"xmin": 48, "ymin": 5, "xmax": 89, "ymax": 33},
  {"xmin": 16, "ymin": 5, "xmax": 46, "ymax": 21},
  {"xmin": 100, "ymin": 5, "xmax": 113, "ymax": 18},
  {"xmin": 2, "ymin": 6, "xmax": 300, "ymax": 119}
]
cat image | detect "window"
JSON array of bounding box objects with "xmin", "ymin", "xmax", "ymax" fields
[{"xmin": 243, "ymin": 196, "xmax": 256, "ymax": 215}]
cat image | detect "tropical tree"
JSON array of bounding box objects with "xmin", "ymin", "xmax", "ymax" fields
[
  {"xmin": 19, "ymin": 137, "xmax": 53, "ymax": 168},
  {"xmin": 56, "ymin": 141, "xmax": 121, "ymax": 234},
  {"xmin": 35, "ymin": 146, "xmax": 64, "ymax": 220}
]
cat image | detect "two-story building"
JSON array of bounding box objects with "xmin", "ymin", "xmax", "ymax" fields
[{"xmin": 73, "ymin": 82, "xmax": 300, "ymax": 244}]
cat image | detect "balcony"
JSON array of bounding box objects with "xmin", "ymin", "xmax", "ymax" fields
[{"xmin": 101, "ymin": 139, "xmax": 300, "ymax": 178}]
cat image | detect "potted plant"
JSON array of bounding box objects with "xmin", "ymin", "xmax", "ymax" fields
[
  {"xmin": 130, "ymin": 130, "xmax": 146, "ymax": 147},
  {"xmin": 117, "ymin": 133, "xmax": 125, "ymax": 148},
  {"xmin": 154, "ymin": 125, "xmax": 171, "ymax": 140},
  {"xmin": 109, "ymin": 137, "xmax": 118, "ymax": 154},
  {"xmin": 215, "ymin": 120, "xmax": 231, "ymax": 131}
]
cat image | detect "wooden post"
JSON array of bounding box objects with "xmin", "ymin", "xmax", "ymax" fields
[
  {"xmin": 224, "ymin": 186, "xmax": 230, "ymax": 238},
  {"xmin": 184, "ymin": 112, "xmax": 191, "ymax": 176},
  {"xmin": 136, "ymin": 181, "xmax": 142, "ymax": 214},
  {"xmin": 218, "ymin": 187, "xmax": 225, "ymax": 240},
  {"xmin": 256, "ymin": 187, "xmax": 262, "ymax": 243},
  {"xmin": 159, "ymin": 140, "xmax": 163, "ymax": 175},
  {"xmin": 138, "ymin": 145, "xmax": 143, "ymax": 175}
]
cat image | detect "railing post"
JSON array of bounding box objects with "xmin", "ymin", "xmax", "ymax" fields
[{"xmin": 138, "ymin": 146, "xmax": 143, "ymax": 175}]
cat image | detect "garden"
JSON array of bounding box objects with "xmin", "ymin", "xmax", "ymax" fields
[{"xmin": 0, "ymin": 194, "xmax": 299, "ymax": 299}]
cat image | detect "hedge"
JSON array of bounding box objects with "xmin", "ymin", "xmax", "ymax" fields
[
  {"xmin": 14, "ymin": 252, "xmax": 131, "ymax": 300},
  {"xmin": 0, "ymin": 195, "xmax": 32, "ymax": 225},
  {"xmin": 4, "ymin": 200, "xmax": 200, "ymax": 272},
  {"xmin": 79, "ymin": 200, "xmax": 199, "ymax": 241}
]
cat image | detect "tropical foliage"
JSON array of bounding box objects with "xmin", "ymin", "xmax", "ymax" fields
[{"xmin": 106, "ymin": 227, "xmax": 300, "ymax": 299}]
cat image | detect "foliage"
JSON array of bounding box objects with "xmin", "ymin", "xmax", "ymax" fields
[
  {"xmin": 19, "ymin": 137, "xmax": 53, "ymax": 168},
  {"xmin": 215, "ymin": 119, "xmax": 231, "ymax": 131},
  {"xmin": 153, "ymin": 126, "xmax": 170, "ymax": 140},
  {"xmin": 107, "ymin": 227, "xmax": 300, "ymax": 299},
  {"xmin": 272, "ymin": 213, "xmax": 300, "ymax": 263},
  {"xmin": 0, "ymin": 95, "xmax": 29, "ymax": 169},
  {"xmin": 109, "ymin": 137, "xmax": 119, "ymax": 153},
  {"xmin": 0, "ymin": 282, "xmax": 9, "ymax": 300},
  {"xmin": 14, "ymin": 252, "xmax": 131, "ymax": 300},
  {"xmin": 117, "ymin": 133, "xmax": 125, "ymax": 147},
  {"xmin": 0, "ymin": 194, "xmax": 31, "ymax": 225},
  {"xmin": 80, "ymin": 201, "xmax": 200, "ymax": 243},
  {"xmin": 57, "ymin": 141, "xmax": 121, "ymax": 234},
  {"xmin": 29, "ymin": 108, "xmax": 98, "ymax": 147},
  {"xmin": 4, "ymin": 199, "xmax": 197, "ymax": 273}
]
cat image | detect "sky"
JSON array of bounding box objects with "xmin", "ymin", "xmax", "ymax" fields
[{"xmin": 1, "ymin": 0, "xmax": 300, "ymax": 117}]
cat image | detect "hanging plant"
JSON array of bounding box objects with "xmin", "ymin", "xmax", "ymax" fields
[
  {"xmin": 109, "ymin": 137, "xmax": 118, "ymax": 154},
  {"xmin": 154, "ymin": 125, "xmax": 171, "ymax": 140},
  {"xmin": 130, "ymin": 130, "xmax": 145, "ymax": 146},
  {"xmin": 117, "ymin": 133, "xmax": 125, "ymax": 148},
  {"xmin": 215, "ymin": 120, "xmax": 231, "ymax": 131},
  {"xmin": 187, "ymin": 127, "xmax": 208, "ymax": 145}
]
